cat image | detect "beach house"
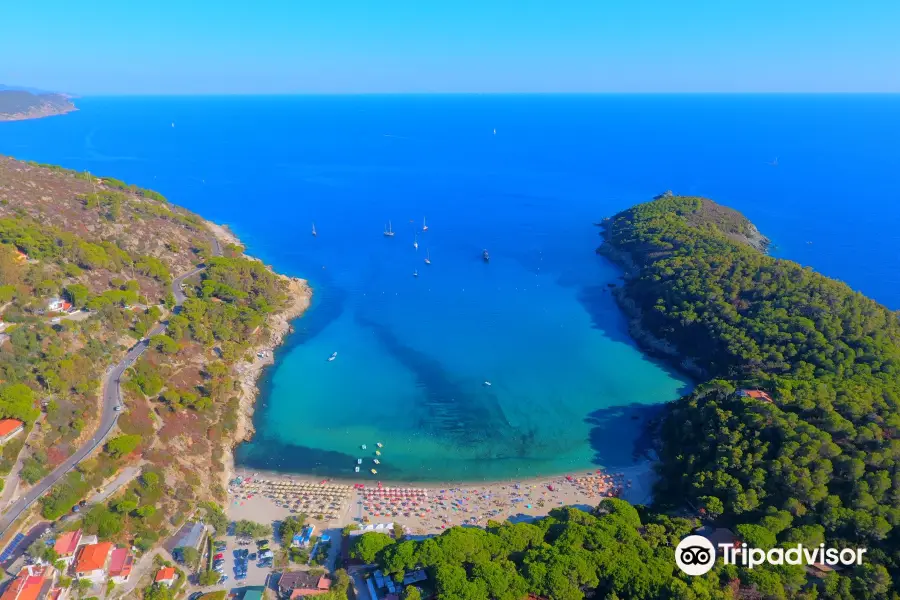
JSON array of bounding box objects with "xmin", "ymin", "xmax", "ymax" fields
[
  {"xmin": 0, "ymin": 419, "xmax": 24, "ymax": 445},
  {"xmin": 277, "ymin": 571, "xmax": 331, "ymax": 598},
  {"xmin": 738, "ymin": 389, "xmax": 773, "ymax": 403},
  {"xmin": 154, "ymin": 567, "xmax": 177, "ymax": 588},
  {"xmin": 73, "ymin": 542, "xmax": 113, "ymax": 582},
  {"xmin": 108, "ymin": 547, "xmax": 134, "ymax": 584},
  {"xmin": 0, "ymin": 564, "xmax": 55, "ymax": 600}
]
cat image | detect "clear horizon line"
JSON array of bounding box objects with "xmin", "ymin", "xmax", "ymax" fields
[{"xmin": 70, "ymin": 91, "xmax": 900, "ymax": 98}]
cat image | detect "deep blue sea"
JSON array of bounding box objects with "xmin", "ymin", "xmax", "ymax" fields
[{"xmin": 2, "ymin": 95, "xmax": 899, "ymax": 482}]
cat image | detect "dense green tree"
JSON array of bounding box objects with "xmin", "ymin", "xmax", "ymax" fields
[
  {"xmin": 105, "ymin": 434, "xmax": 141, "ymax": 458},
  {"xmin": 350, "ymin": 532, "xmax": 396, "ymax": 564}
]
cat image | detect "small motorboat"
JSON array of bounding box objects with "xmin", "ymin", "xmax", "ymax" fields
[
  {"xmin": 355, "ymin": 466, "xmax": 360, "ymax": 473},
  {"xmin": 375, "ymin": 450, "xmax": 381, "ymax": 456},
  {"xmin": 371, "ymin": 469, "xmax": 378, "ymax": 475},
  {"xmin": 357, "ymin": 458, "xmax": 362, "ymax": 465},
  {"xmin": 484, "ymin": 381, "xmax": 492, "ymax": 387},
  {"xmin": 376, "ymin": 442, "xmax": 383, "ymax": 448},
  {"xmin": 373, "ymin": 459, "xmax": 380, "ymax": 465},
  {"xmin": 482, "ymin": 249, "xmax": 490, "ymax": 262},
  {"xmin": 327, "ymin": 352, "xmax": 338, "ymax": 362},
  {"xmin": 361, "ymin": 444, "xmax": 367, "ymax": 450}
]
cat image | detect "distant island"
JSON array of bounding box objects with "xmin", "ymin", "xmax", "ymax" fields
[{"xmin": 0, "ymin": 89, "xmax": 76, "ymax": 121}]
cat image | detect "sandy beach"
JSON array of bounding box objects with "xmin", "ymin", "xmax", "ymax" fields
[{"xmin": 226, "ymin": 462, "xmax": 656, "ymax": 535}]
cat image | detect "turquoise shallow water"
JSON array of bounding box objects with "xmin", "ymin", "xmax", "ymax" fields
[{"xmin": 4, "ymin": 95, "xmax": 899, "ymax": 482}]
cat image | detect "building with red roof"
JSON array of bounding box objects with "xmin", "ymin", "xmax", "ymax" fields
[
  {"xmin": 108, "ymin": 547, "xmax": 134, "ymax": 584},
  {"xmin": 0, "ymin": 565, "xmax": 54, "ymax": 600},
  {"xmin": 53, "ymin": 530, "xmax": 83, "ymax": 565},
  {"xmin": 739, "ymin": 389, "xmax": 773, "ymax": 403},
  {"xmin": 0, "ymin": 419, "xmax": 24, "ymax": 444},
  {"xmin": 154, "ymin": 567, "xmax": 177, "ymax": 587},
  {"xmin": 74, "ymin": 542, "xmax": 113, "ymax": 582}
]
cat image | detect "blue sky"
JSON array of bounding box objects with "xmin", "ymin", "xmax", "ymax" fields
[{"xmin": 2, "ymin": 0, "xmax": 898, "ymax": 94}]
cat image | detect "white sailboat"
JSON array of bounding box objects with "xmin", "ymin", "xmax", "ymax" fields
[
  {"xmin": 384, "ymin": 221, "xmax": 394, "ymax": 237},
  {"xmin": 414, "ymin": 235, "xmax": 418, "ymax": 250},
  {"xmin": 422, "ymin": 217, "xmax": 428, "ymax": 232},
  {"xmin": 424, "ymin": 249, "xmax": 431, "ymax": 265},
  {"xmin": 312, "ymin": 222, "xmax": 317, "ymax": 237}
]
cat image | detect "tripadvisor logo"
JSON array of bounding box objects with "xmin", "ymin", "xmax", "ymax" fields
[{"xmin": 675, "ymin": 535, "xmax": 867, "ymax": 576}]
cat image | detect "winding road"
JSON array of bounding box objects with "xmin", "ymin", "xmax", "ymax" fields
[{"xmin": 0, "ymin": 240, "xmax": 222, "ymax": 535}]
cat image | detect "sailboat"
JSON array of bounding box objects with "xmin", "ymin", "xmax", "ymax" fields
[
  {"xmin": 424, "ymin": 249, "xmax": 431, "ymax": 265},
  {"xmin": 384, "ymin": 221, "xmax": 395, "ymax": 237},
  {"xmin": 413, "ymin": 270, "xmax": 418, "ymax": 278},
  {"xmin": 312, "ymin": 222, "xmax": 317, "ymax": 237},
  {"xmin": 413, "ymin": 235, "xmax": 418, "ymax": 250},
  {"xmin": 422, "ymin": 217, "xmax": 428, "ymax": 232},
  {"xmin": 355, "ymin": 466, "xmax": 360, "ymax": 473}
]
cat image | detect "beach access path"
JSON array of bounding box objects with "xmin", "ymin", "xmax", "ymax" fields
[{"xmin": 0, "ymin": 237, "xmax": 222, "ymax": 536}]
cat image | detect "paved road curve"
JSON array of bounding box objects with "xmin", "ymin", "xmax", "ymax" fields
[{"xmin": 0, "ymin": 245, "xmax": 220, "ymax": 535}]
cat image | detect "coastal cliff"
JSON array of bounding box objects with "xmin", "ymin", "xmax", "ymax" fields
[
  {"xmin": 0, "ymin": 90, "xmax": 76, "ymax": 121},
  {"xmin": 598, "ymin": 193, "xmax": 900, "ymax": 596}
]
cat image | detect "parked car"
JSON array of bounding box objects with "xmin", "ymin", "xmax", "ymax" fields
[
  {"xmin": 214, "ymin": 553, "xmax": 224, "ymax": 560},
  {"xmin": 218, "ymin": 575, "xmax": 228, "ymax": 585}
]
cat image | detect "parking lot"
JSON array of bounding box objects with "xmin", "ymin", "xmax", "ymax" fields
[{"xmin": 214, "ymin": 534, "xmax": 277, "ymax": 588}]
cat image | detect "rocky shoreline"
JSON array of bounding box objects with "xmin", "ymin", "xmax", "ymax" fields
[
  {"xmin": 205, "ymin": 222, "xmax": 313, "ymax": 487},
  {"xmin": 596, "ymin": 222, "xmax": 706, "ymax": 379},
  {"xmin": 0, "ymin": 96, "xmax": 77, "ymax": 122}
]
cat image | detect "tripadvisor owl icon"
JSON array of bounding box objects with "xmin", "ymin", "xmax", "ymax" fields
[{"xmin": 675, "ymin": 535, "xmax": 716, "ymax": 576}]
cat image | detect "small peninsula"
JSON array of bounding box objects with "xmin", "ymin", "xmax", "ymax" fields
[
  {"xmin": 0, "ymin": 89, "xmax": 77, "ymax": 121},
  {"xmin": 599, "ymin": 193, "xmax": 899, "ymax": 596}
]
